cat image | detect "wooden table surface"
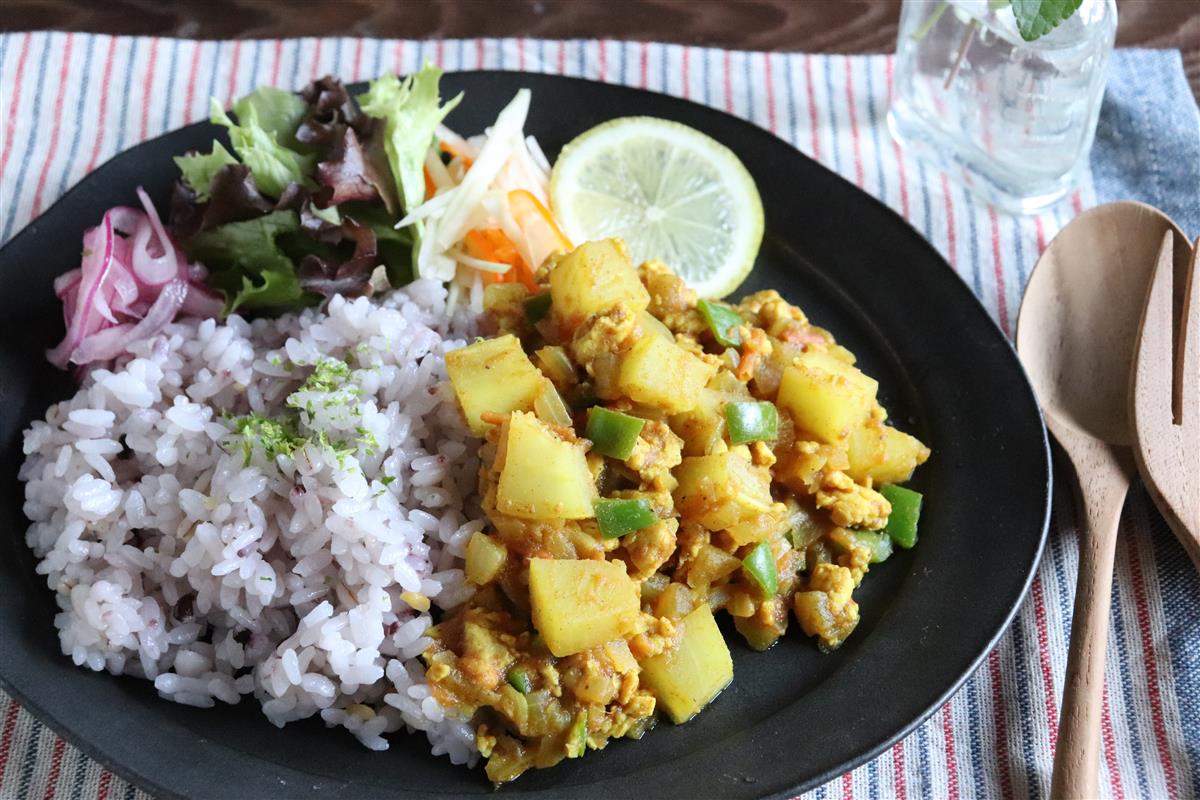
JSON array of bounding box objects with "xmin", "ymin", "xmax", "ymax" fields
[{"xmin": 6, "ymin": 0, "xmax": 1199, "ymax": 101}]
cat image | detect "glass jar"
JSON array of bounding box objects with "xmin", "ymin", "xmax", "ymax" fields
[{"xmin": 888, "ymin": 0, "xmax": 1117, "ymax": 212}]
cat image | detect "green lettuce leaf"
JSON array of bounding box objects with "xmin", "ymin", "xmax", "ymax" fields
[
  {"xmin": 174, "ymin": 141, "xmax": 238, "ymax": 200},
  {"xmin": 342, "ymin": 203, "xmax": 415, "ymax": 287},
  {"xmin": 211, "ymin": 98, "xmax": 314, "ymax": 198},
  {"xmin": 233, "ymin": 87, "xmax": 308, "ymax": 149},
  {"xmin": 359, "ymin": 64, "xmax": 463, "ymax": 215},
  {"xmin": 228, "ymin": 266, "xmax": 308, "ymax": 313},
  {"xmin": 183, "ymin": 210, "xmax": 307, "ymax": 312}
]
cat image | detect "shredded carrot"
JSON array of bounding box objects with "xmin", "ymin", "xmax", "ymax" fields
[
  {"xmin": 464, "ymin": 228, "xmax": 537, "ymax": 290},
  {"xmin": 423, "ymin": 165, "xmax": 437, "ymax": 203},
  {"xmin": 507, "ymin": 189, "xmax": 572, "ymax": 271},
  {"xmin": 438, "ymin": 141, "xmax": 474, "ymax": 171},
  {"xmin": 508, "ymin": 189, "xmax": 571, "ymax": 250}
]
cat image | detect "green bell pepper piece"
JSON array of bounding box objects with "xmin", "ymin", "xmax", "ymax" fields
[
  {"xmin": 879, "ymin": 484, "xmax": 922, "ymax": 549},
  {"xmin": 585, "ymin": 407, "xmax": 646, "ymax": 459},
  {"xmin": 742, "ymin": 541, "xmax": 778, "ymax": 596},
  {"xmin": 697, "ymin": 299, "xmax": 745, "ymax": 347},
  {"xmin": 594, "ymin": 498, "xmax": 657, "ymax": 539},
  {"xmin": 506, "ymin": 665, "xmax": 533, "ymax": 694},
  {"xmin": 724, "ymin": 401, "xmax": 780, "ymax": 445},
  {"xmin": 524, "ymin": 292, "xmax": 552, "ymax": 323}
]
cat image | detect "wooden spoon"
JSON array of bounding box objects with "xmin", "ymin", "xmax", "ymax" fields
[
  {"xmin": 1131, "ymin": 232, "xmax": 1200, "ymax": 569},
  {"xmin": 1016, "ymin": 201, "xmax": 1190, "ymax": 800}
]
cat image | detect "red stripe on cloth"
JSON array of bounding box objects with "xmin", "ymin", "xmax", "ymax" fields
[
  {"xmin": 987, "ymin": 207, "xmax": 1010, "ymax": 334},
  {"xmin": 884, "ymin": 57, "xmax": 910, "ymax": 219},
  {"xmin": 351, "ymin": 37, "xmax": 364, "ymax": 80},
  {"xmin": 0, "ymin": 32, "xmax": 35, "ymax": 178},
  {"xmin": 84, "ymin": 36, "xmax": 119, "ymax": 171},
  {"xmin": 1071, "ymin": 189, "xmax": 1083, "ymax": 216},
  {"xmin": 763, "ymin": 53, "xmax": 776, "ymax": 134},
  {"xmin": 435, "ymin": 38, "xmax": 444, "ymax": 68},
  {"xmin": 476, "ymin": 38, "xmax": 485, "ymax": 70},
  {"xmin": 842, "ymin": 768, "xmax": 854, "ymax": 799},
  {"xmin": 1101, "ymin": 684, "xmax": 1125, "ymax": 800},
  {"xmin": 893, "ymin": 138, "xmax": 911, "ymax": 220},
  {"xmin": 1034, "ymin": 214, "xmax": 1048, "ymax": 253},
  {"xmin": 941, "ymin": 174, "xmax": 958, "ymax": 266},
  {"xmin": 269, "ymin": 39, "xmax": 283, "ymax": 85},
  {"xmin": 181, "ymin": 39, "xmax": 202, "ymax": 125},
  {"xmin": 722, "ymin": 50, "xmax": 733, "ymax": 114},
  {"xmin": 803, "ymin": 54, "xmax": 821, "ymax": 161},
  {"xmin": 1030, "ymin": 575, "xmax": 1060, "ymax": 753},
  {"xmin": 394, "ymin": 39, "xmax": 405, "ymax": 73},
  {"xmin": 225, "ymin": 39, "xmax": 243, "ymax": 106},
  {"xmin": 139, "ymin": 37, "xmax": 159, "ymax": 141},
  {"xmin": 988, "ymin": 649, "xmax": 1013, "ymax": 798},
  {"xmin": 640, "ymin": 42, "xmax": 649, "ymax": 89},
  {"xmin": 1126, "ymin": 530, "xmax": 1180, "ymax": 797},
  {"xmin": 556, "ymin": 40, "xmax": 566, "ymax": 74},
  {"xmin": 516, "ymin": 38, "xmax": 525, "ymax": 72},
  {"xmin": 310, "ymin": 39, "xmax": 323, "ymax": 80},
  {"xmin": 891, "ymin": 742, "xmax": 909, "ymax": 800},
  {"xmin": 843, "ymin": 59, "xmax": 864, "ymax": 187},
  {"xmin": 940, "ymin": 704, "xmax": 961, "ymax": 800},
  {"xmin": 0, "ymin": 701, "xmax": 21, "ymax": 782},
  {"xmin": 41, "ymin": 736, "xmax": 66, "ymax": 800},
  {"xmin": 96, "ymin": 769, "xmax": 113, "ymax": 800},
  {"xmin": 598, "ymin": 40, "xmax": 606, "ymax": 82},
  {"xmin": 30, "ymin": 33, "xmax": 74, "ymax": 216},
  {"xmin": 681, "ymin": 47, "xmax": 690, "ymax": 100}
]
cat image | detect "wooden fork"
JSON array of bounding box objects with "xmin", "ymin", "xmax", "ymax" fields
[{"xmin": 1131, "ymin": 231, "xmax": 1199, "ymax": 570}]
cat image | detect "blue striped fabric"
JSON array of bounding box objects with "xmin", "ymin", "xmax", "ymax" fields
[{"xmin": 0, "ymin": 33, "xmax": 1196, "ymax": 800}]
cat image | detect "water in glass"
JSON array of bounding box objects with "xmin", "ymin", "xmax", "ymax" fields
[{"xmin": 889, "ymin": 0, "xmax": 1117, "ymax": 212}]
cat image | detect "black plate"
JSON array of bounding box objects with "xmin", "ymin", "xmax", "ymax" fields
[{"xmin": 0, "ymin": 71, "xmax": 1050, "ymax": 799}]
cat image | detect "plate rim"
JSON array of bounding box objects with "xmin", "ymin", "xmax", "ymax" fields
[{"xmin": 0, "ymin": 68, "xmax": 1052, "ymax": 800}]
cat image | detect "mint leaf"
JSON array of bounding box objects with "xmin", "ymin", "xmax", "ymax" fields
[
  {"xmin": 173, "ymin": 141, "xmax": 237, "ymax": 200},
  {"xmin": 1009, "ymin": 0, "xmax": 1082, "ymax": 41}
]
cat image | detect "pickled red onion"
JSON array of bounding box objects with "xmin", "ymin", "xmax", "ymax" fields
[{"xmin": 47, "ymin": 187, "xmax": 221, "ymax": 370}]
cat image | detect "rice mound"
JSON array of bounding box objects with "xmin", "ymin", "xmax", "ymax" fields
[{"xmin": 19, "ymin": 279, "xmax": 483, "ymax": 762}]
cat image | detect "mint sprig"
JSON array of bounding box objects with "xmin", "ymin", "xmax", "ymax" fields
[{"xmin": 998, "ymin": 0, "xmax": 1085, "ymax": 41}]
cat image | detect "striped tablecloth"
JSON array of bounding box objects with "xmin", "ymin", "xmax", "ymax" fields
[{"xmin": 1, "ymin": 32, "xmax": 1198, "ymax": 800}]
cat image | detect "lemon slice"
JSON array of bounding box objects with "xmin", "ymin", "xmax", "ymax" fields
[{"xmin": 550, "ymin": 117, "xmax": 763, "ymax": 298}]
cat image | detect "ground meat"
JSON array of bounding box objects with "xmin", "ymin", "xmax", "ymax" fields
[
  {"xmin": 622, "ymin": 518, "xmax": 679, "ymax": 580},
  {"xmin": 793, "ymin": 562, "xmax": 860, "ymax": 649},
  {"xmin": 624, "ymin": 420, "xmax": 684, "ymax": 491},
  {"xmin": 814, "ymin": 470, "xmax": 891, "ymax": 530},
  {"xmin": 639, "ymin": 259, "xmax": 697, "ymax": 319}
]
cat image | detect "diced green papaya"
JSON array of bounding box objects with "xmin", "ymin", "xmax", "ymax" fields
[
  {"xmin": 639, "ymin": 603, "xmax": 733, "ymax": 723},
  {"xmin": 549, "ymin": 239, "xmax": 650, "ymax": 329},
  {"xmin": 617, "ymin": 335, "xmax": 718, "ymax": 414},
  {"xmin": 673, "ymin": 450, "xmax": 774, "ymax": 530},
  {"xmin": 776, "ymin": 351, "xmax": 878, "ymax": 444},
  {"xmin": 497, "ymin": 411, "xmax": 597, "ymax": 520},
  {"xmin": 529, "ymin": 558, "xmax": 641, "ymax": 657},
  {"xmin": 446, "ymin": 335, "xmax": 545, "ymax": 435}
]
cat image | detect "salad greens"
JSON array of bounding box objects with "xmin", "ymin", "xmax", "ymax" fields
[
  {"xmin": 171, "ymin": 65, "xmax": 455, "ymax": 313},
  {"xmin": 359, "ymin": 68, "xmax": 462, "ymax": 224},
  {"xmin": 174, "ymin": 141, "xmax": 237, "ymax": 202}
]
